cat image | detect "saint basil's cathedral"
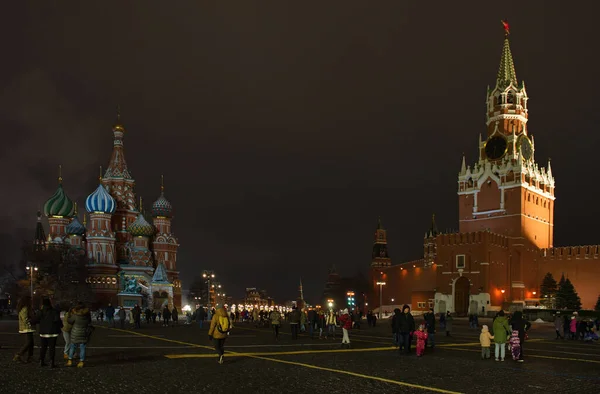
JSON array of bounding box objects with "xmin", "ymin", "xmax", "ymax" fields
[
  {"xmin": 370, "ymin": 28, "xmax": 600, "ymax": 313},
  {"xmin": 37, "ymin": 114, "xmax": 181, "ymax": 310}
]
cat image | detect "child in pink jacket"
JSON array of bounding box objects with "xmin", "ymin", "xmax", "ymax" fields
[{"xmin": 414, "ymin": 324, "xmax": 429, "ymax": 356}]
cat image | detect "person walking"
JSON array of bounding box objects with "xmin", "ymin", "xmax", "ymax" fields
[
  {"xmin": 132, "ymin": 305, "xmax": 142, "ymax": 329},
  {"xmin": 289, "ymin": 306, "xmax": 301, "ymax": 339},
  {"xmin": 414, "ymin": 324, "xmax": 429, "ymax": 357},
  {"xmin": 270, "ymin": 307, "xmax": 282, "ymax": 340},
  {"xmin": 196, "ymin": 307, "xmax": 206, "ymax": 328},
  {"xmin": 396, "ymin": 305, "xmax": 415, "ymax": 354},
  {"xmin": 325, "ymin": 309, "xmax": 337, "ymax": 339},
  {"xmin": 118, "ymin": 307, "xmax": 126, "ymax": 329},
  {"xmin": 37, "ymin": 298, "xmax": 62, "ymax": 368},
  {"xmin": 391, "ymin": 308, "xmax": 401, "ymax": 347},
  {"xmin": 445, "ymin": 311, "xmax": 453, "ymax": 336},
  {"xmin": 554, "ymin": 312, "xmax": 563, "ymax": 339},
  {"xmin": 162, "ymin": 305, "xmax": 171, "ymax": 327},
  {"xmin": 14, "ymin": 296, "xmax": 35, "ymax": 363},
  {"xmin": 172, "ymin": 306, "xmax": 179, "ymax": 326},
  {"xmin": 62, "ymin": 305, "xmax": 74, "ymax": 360},
  {"xmin": 67, "ymin": 302, "xmax": 91, "ymax": 368},
  {"xmin": 208, "ymin": 306, "xmax": 231, "ymax": 364},
  {"xmin": 510, "ymin": 311, "xmax": 531, "ymax": 362},
  {"xmin": 492, "ymin": 310, "xmax": 510, "ymax": 361},
  {"xmin": 339, "ymin": 309, "xmax": 352, "ymax": 348},
  {"xmin": 423, "ymin": 308, "xmax": 436, "ymax": 348},
  {"xmin": 479, "ymin": 324, "xmax": 494, "ymax": 360},
  {"xmin": 105, "ymin": 303, "xmax": 115, "ymax": 327}
]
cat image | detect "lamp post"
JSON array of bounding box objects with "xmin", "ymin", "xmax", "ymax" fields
[
  {"xmin": 202, "ymin": 270, "xmax": 216, "ymax": 307},
  {"xmin": 376, "ymin": 281, "xmax": 386, "ymax": 319},
  {"xmin": 25, "ymin": 264, "xmax": 38, "ymax": 305}
]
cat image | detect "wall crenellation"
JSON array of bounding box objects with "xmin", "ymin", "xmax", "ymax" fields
[
  {"xmin": 437, "ymin": 230, "xmax": 509, "ymax": 248},
  {"xmin": 541, "ymin": 245, "xmax": 600, "ymax": 259}
]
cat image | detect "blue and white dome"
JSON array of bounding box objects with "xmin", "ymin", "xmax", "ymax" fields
[
  {"xmin": 85, "ymin": 184, "xmax": 116, "ymax": 214},
  {"xmin": 66, "ymin": 216, "xmax": 86, "ymax": 236}
]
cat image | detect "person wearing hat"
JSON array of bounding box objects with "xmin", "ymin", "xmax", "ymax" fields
[{"xmin": 339, "ymin": 309, "xmax": 352, "ymax": 348}]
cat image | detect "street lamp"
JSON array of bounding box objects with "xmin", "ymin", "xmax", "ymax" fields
[
  {"xmin": 25, "ymin": 264, "xmax": 38, "ymax": 305},
  {"xmin": 376, "ymin": 281, "xmax": 386, "ymax": 319},
  {"xmin": 202, "ymin": 270, "xmax": 216, "ymax": 307}
]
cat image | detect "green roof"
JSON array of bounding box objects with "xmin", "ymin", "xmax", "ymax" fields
[{"xmin": 496, "ymin": 38, "xmax": 518, "ymax": 89}]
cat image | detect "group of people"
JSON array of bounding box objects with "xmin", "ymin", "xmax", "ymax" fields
[
  {"xmin": 481, "ymin": 310, "xmax": 531, "ymax": 362},
  {"xmin": 98, "ymin": 303, "xmax": 181, "ymax": 328},
  {"xmin": 553, "ymin": 312, "xmax": 599, "ymax": 342},
  {"xmin": 14, "ymin": 296, "xmax": 92, "ymax": 368}
]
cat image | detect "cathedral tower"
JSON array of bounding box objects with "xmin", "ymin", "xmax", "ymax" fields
[
  {"xmin": 43, "ymin": 166, "xmax": 75, "ymax": 243},
  {"xmin": 102, "ymin": 109, "xmax": 138, "ymax": 264},
  {"xmin": 371, "ymin": 217, "xmax": 391, "ymax": 268},
  {"xmin": 457, "ymin": 26, "xmax": 555, "ymax": 249},
  {"xmin": 151, "ymin": 176, "xmax": 181, "ymax": 307}
]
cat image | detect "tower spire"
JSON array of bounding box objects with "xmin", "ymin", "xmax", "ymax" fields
[
  {"xmin": 460, "ymin": 153, "xmax": 466, "ymax": 173},
  {"xmin": 496, "ymin": 21, "xmax": 518, "ymax": 89},
  {"xmin": 58, "ymin": 164, "xmax": 63, "ymax": 184},
  {"xmin": 429, "ymin": 214, "xmax": 438, "ymax": 237},
  {"xmin": 377, "ymin": 216, "xmax": 382, "ymax": 229},
  {"xmin": 161, "ymin": 174, "xmax": 165, "ymax": 193}
]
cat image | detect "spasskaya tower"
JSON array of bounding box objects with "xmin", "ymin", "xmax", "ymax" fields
[{"xmin": 457, "ymin": 22, "xmax": 555, "ymax": 249}]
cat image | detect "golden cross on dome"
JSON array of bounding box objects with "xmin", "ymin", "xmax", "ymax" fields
[
  {"xmin": 161, "ymin": 174, "xmax": 165, "ymax": 192},
  {"xmin": 58, "ymin": 164, "xmax": 63, "ymax": 184},
  {"xmin": 99, "ymin": 166, "xmax": 103, "ymax": 182}
]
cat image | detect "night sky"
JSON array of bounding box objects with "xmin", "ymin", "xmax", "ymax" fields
[{"xmin": 2, "ymin": 2, "xmax": 599, "ymax": 303}]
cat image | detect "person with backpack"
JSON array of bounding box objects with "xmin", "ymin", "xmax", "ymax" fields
[{"xmin": 208, "ymin": 306, "xmax": 231, "ymax": 364}]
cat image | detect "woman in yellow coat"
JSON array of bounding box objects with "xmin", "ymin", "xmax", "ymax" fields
[{"xmin": 208, "ymin": 307, "xmax": 231, "ymax": 364}]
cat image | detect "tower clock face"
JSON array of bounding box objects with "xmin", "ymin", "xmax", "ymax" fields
[
  {"xmin": 518, "ymin": 135, "xmax": 533, "ymax": 160},
  {"xmin": 484, "ymin": 136, "xmax": 508, "ymax": 160}
]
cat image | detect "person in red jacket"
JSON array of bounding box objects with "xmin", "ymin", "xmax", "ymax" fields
[{"xmin": 339, "ymin": 309, "xmax": 352, "ymax": 348}]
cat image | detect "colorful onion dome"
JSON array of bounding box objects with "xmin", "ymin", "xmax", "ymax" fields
[
  {"xmin": 66, "ymin": 216, "xmax": 86, "ymax": 236},
  {"xmin": 152, "ymin": 192, "xmax": 172, "ymax": 218},
  {"xmin": 128, "ymin": 213, "xmax": 155, "ymax": 237},
  {"xmin": 152, "ymin": 176, "xmax": 172, "ymax": 218},
  {"xmin": 43, "ymin": 184, "xmax": 75, "ymax": 218},
  {"xmin": 85, "ymin": 184, "xmax": 116, "ymax": 214}
]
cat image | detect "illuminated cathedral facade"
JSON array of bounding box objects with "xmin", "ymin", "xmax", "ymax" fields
[
  {"xmin": 39, "ymin": 114, "xmax": 181, "ymax": 310},
  {"xmin": 370, "ymin": 29, "xmax": 599, "ymax": 314}
]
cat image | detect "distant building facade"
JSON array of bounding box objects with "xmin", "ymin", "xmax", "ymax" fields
[{"xmin": 371, "ymin": 31, "xmax": 600, "ymax": 314}]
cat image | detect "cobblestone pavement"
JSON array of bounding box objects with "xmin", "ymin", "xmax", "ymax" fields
[{"xmin": 0, "ymin": 317, "xmax": 598, "ymax": 393}]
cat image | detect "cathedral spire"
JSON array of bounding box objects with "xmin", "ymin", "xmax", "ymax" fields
[
  {"xmin": 429, "ymin": 214, "xmax": 438, "ymax": 237},
  {"xmin": 377, "ymin": 216, "xmax": 382, "ymax": 230},
  {"xmin": 104, "ymin": 107, "xmax": 132, "ymax": 180},
  {"xmin": 496, "ymin": 22, "xmax": 518, "ymax": 89}
]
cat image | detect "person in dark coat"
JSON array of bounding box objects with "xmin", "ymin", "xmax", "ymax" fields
[
  {"xmin": 391, "ymin": 308, "xmax": 401, "ymax": 347},
  {"xmin": 36, "ymin": 298, "xmax": 62, "ymax": 368},
  {"xmin": 162, "ymin": 306, "xmax": 171, "ymax": 327},
  {"xmin": 118, "ymin": 307, "xmax": 126, "ymax": 329},
  {"xmin": 132, "ymin": 305, "xmax": 142, "ymax": 329},
  {"xmin": 196, "ymin": 307, "xmax": 206, "ymax": 328},
  {"xmin": 67, "ymin": 302, "xmax": 91, "ymax": 368},
  {"xmin": 172, "ymin": 307, "xmax": 179, "ymax": 326},
  {"xmin": 562, "ymin": 314, "xmax": 570, "ymax": 339},
  {"xmin": 423, "ymin": 308, "xmax": 436, "ymax": 348},
  {"xmin": 394, "ymin": 304, "xmax": 415, "ymax": 354},
  {"xmin": 509, "ymin": 311, "xmax": 531, "ymax": 362}
]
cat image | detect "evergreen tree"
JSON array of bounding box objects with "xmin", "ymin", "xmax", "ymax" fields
[
  {"xmin": 556, "ymin": 277, "xmax": 581, "ymax": 310},
  {"xmin": 555, "ymin": 274, "xmax": 567, "ymax": 309},
  {"xmin": 539, "ymin": 272, "xmax": 558, "ymax": 308},
  {"xmin": 595, "ymin": 295, "xmax": 600, "ymax": 312}
]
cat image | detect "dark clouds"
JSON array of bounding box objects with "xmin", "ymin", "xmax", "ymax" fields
[{"xmin": 2, "ymin": 1, "xmax": 600, "ymax": 303}]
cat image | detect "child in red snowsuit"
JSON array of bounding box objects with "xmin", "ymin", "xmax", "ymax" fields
[{"xmin": 414, "ymin": 324, "xmax": 429, "ymax": 356}]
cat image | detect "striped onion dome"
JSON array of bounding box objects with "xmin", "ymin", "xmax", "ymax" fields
[
  {"xmin": 85, "ymin": 184, "xmax": 116, "ymax": 214},
  {"xmin": 128, "ymin": 213, "xmax": 155, "ymax": 237},
  {"xmin": 43, "ymin": 184, "xmax": 75, "ymax": 218},
  {"xmin": 152, "ymin": 191, "xmax": 173, "ymax": 218},
  {"xmin": 66, "ymin": 216, "xmax": 86, "ymax": 236}
]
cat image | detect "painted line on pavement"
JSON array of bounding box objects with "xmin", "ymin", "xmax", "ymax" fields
[
  {"xmin": 166, "ymin": 346, "xmax": 395, "ymax": 358},
  {"xmin": 99, "ymin": 327, "xmax": 461, "ymax": 393},
  {"xmin": 441, "ymin": 346, "xmax": 600, "ymax": 364},
  {"xmin": 249, "ymin": 355, "xmax": 463, "ymax": 394}
]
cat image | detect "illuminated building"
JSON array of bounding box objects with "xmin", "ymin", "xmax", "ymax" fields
[
  {"xmin": 371, "ymin": 27, "xmax": 599, "ymax": 314},
  {"xmin": 39, "ymin": 110, "xmax": 182, "ymax": 309}
]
